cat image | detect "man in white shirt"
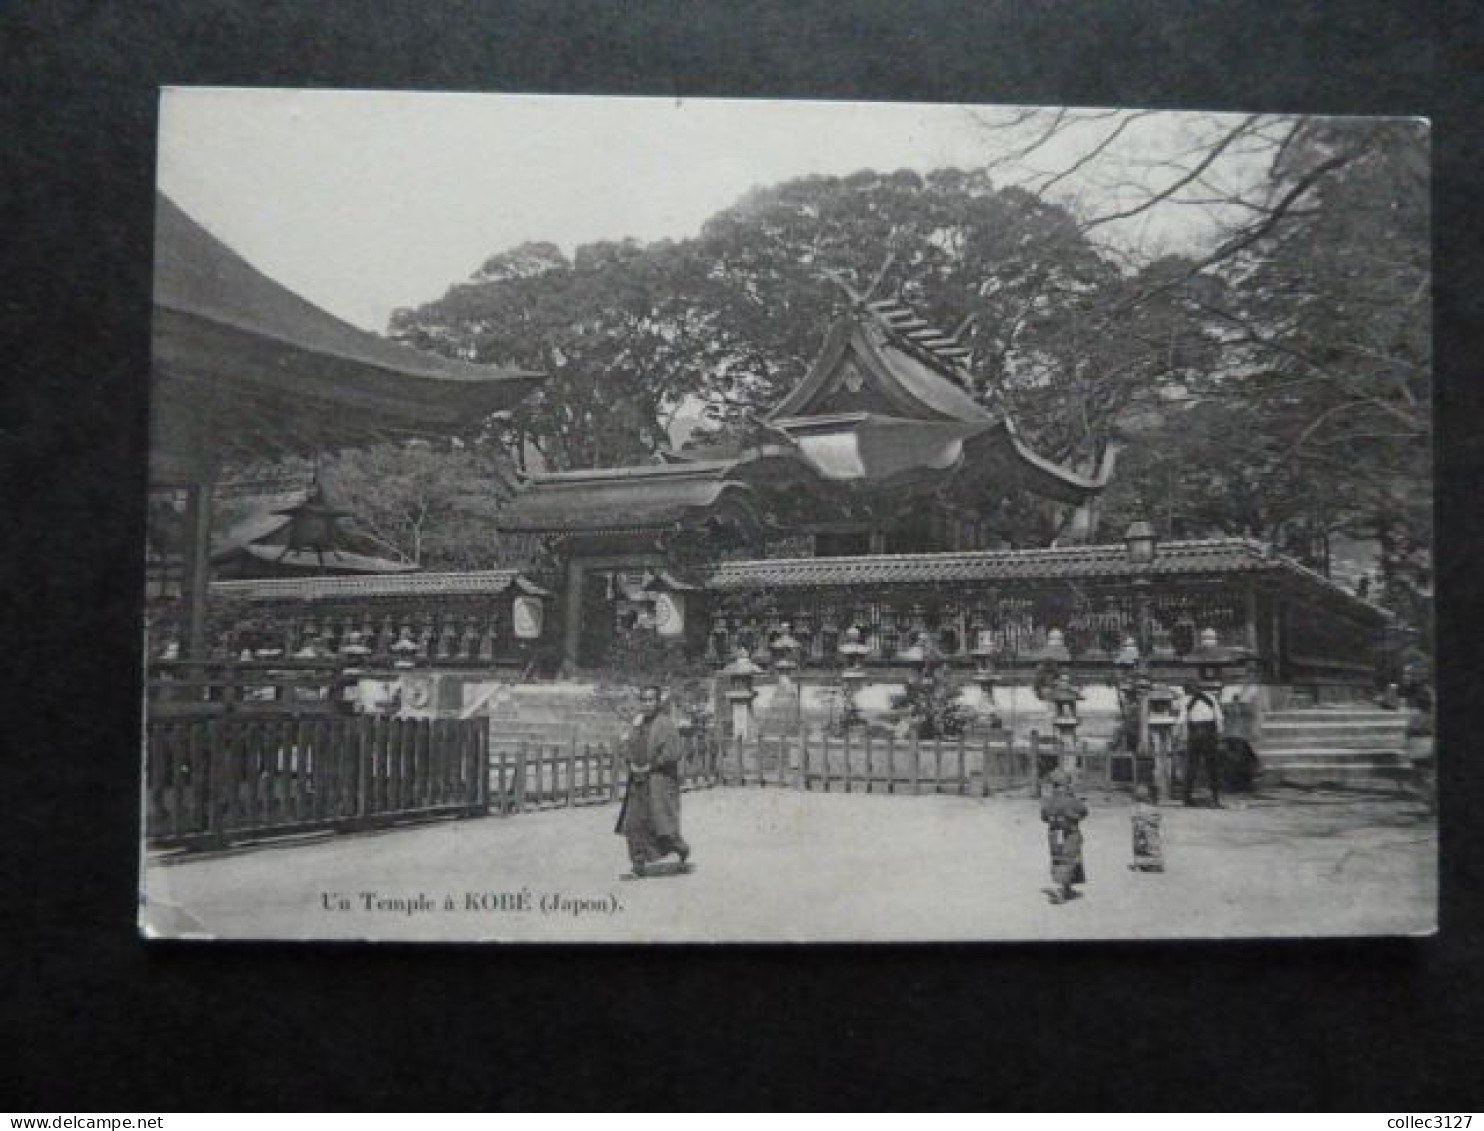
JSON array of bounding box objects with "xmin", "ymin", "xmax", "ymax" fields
[{"xmin": 1183, "ymin": 684, "xmax": 1224, "ymax": 807}]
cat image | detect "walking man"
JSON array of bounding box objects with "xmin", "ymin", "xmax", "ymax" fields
[
  {"xmin": 615, "ymin": 684, "xmax": 691, "ymax": 876},
  {"xmin": 1183, "ymin": 683, "xmax": 1224, "ymax": 807}
]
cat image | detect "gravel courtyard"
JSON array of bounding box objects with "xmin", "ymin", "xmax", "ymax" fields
[{"xmin": 141, "ymin": 786, "xmax": 1436, "ymax": 943}]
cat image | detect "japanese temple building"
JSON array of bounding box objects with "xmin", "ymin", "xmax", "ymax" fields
[{"xmin": 200, "ymin": 292, "xmax": 1392, "ymax": 724}]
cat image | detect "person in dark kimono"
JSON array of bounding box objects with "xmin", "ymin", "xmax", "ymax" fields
[
  {"xmin": 1040, "ymin": 769, "xmax": 1088, "ymax": 904},
  {"xmin": 615, "ymin": 685, "xmax": 691, "ymax": 875}
]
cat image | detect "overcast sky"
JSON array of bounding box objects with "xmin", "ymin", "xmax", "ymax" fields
[{"xmin": 158, "ymin": 89, "xmax": 1248, "ymax": 333}]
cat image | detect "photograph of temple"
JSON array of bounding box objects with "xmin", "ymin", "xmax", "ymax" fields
[{"xmin": 141, "ymin": 91, "xmax": 1433, "ymax": 942}]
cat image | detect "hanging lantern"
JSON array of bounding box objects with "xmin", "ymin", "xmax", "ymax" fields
[{"xmin": 512, "ymin": 595, "xmax": 545, "ymax": 640}]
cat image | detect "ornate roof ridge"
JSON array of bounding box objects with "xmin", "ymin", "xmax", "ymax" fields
[{"xmin": 863, "ymin": 296, "xmax": 975, "ymax": 381}]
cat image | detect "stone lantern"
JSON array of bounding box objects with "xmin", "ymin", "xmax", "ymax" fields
[
  {"xmin": 721, "ymin": 648, "xmax": 764, "ymax": 740},
  {"xmin": 900, "ymin": 629, "xmax": 944, "ymax": 683},
  {"xmin": 1115, "ymin": 634, "xmax": 1156, "ymax": 789},
  {"xmin": 760, "ymin": 622, "xmax": 804, "ymax": 732},
  {"xmin": 335, "ymin": 631, "xmax": 372, "ymax": 714},
  {"xmin": 1146, "ymin": 683, "xmax": 1179, "ymax": 798},
  {"xmin": 338, "ymin": 630, "xmax": 371, "ymax": 671},
  {"xmin": 770, "ymin": 622, "xmax": 802, "ymax": 680},
  {"xmin": 971, "ymin": 630, "xmax": 999, "ymax": 708},
  {"xmin": 1048, "ymin": 673, "xmax": 1083, "ymax": 769},
  {"xmin": 1035, "ymin": 628, "xmax": 1076, "ymax": 761},
  {"xmin": 390, "ymin": 626, "xmax": 420, "ymax": 670},
  {"xmin": 1041, "ymin": 626, "xmax": 1072, "ymax": 666},
  {"xmin": 837, "ymin": 625, "xmax": 871, "ymax": 730}
]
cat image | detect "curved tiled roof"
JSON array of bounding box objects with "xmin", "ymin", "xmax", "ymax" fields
[
  {"xmin": 230, "ymin": 545, "xmax": 421, "ymax": 575},
  {"xmin": 497, "ymin": 470, "xmax": 763, "ymax": 534},
  {"xmin": 705, "ymin": 539, "xmax": 1274, "ymax": 589},
  {"xmin": 703, "ymin": 538, "xmax": 1389, "ymax": 619},
  {"xmin": 859, "ymin": 321, "xmax": 993, "ymax": 422},
  {"xmin": 211, "ymin": 569, "xmax": 551, "ymax": 602},
  {"xmin": 151, "ymin": 194, "xmax": 544, "ymax": 478},
  {"xmin": 156, "ymin": 194, "xmax": 542, "ymax": 388}
]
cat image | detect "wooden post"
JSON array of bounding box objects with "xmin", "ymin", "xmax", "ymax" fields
[
  {"xmin": 417, "ymin": 719, "xmax": 431, "ymax": 809},
  {"xmin": 497, "ymin": 732, "xmax": 511, "ymax": 814},
  {"xmin": 800, "ymin": 728, "xmax": 811, "ymax": 791},
  {"xmin": 399, "ymin": 720, "xmax": 414, "ymax": 813},
  {"xmin": 207, "ymin": 717, "xmax": 229, "ymax": 844},
  {"xmin": 957, "ymin": 733, "xmax": 968, "ymax": 796},
  {"xmin": 565, "ymin": 732, "xmax": 577, "ymax": 807},
  {"xmin": 474, "ymin": 722, "xmax": 490, "ymax": 814},
  {"xmin": 909, "ymin": 734, "xmax": 919, "ymax": 796},
  {"xmin": 355, "ymin": 718, "xmax": 372, "ymax": 821},
  {"xmin": 290, "ymin": 717, "xmax": 308, "ymax": 822},
  {"xmin": 178, "ymin": 482, "xmax": 213, "ymax": 660},
  {"xmin": 244, "ymin": 719, "xmax": 264, "ymax": 829},
  {"xmin": 514, "ymin": 742, "xmax": 528, "ymax": 812},
  {"xmin": 844, "ymin": 731, "xmax": 855, "ymax": 794},
  {"xmin": 171, "ymin": 723, "xmax": 190, "ymax": 839},
  {"xmin": 885, "ymin": 729, "xmax": 895, "ymax": 794}
]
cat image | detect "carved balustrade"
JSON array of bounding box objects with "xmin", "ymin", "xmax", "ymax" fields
[
  {"xmin": 199, "ymin": 580, "xmax": 557, "ymax": 671},
  {"xmin": 705, "ymin": 581, "xmax": 1257, "ymax": 673}
]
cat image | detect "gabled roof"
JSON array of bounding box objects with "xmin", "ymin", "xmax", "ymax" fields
[
  {"xmin": 768, "ymin": 315, "xmax": 992, "ymax": 425},
  {"xmin": 210, "ymin": 495, "xmax": 416, "ymax": 576},
  {"xmin": 762, "ymin": 305, "xmax": 1108, "ymax": 502},
  {"xmin": 497, "ymin": 456, "xmax": 774, "ymax": 535}
]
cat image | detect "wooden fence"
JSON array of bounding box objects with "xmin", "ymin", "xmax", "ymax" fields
[
  {"xmin": 489, "ymin": 735, "xmax": 720, "ymax": 813},
  {"xmin": 486, "ymin": 729, "xmax": 1090, "ymax": 814},
  {"xmin": 145, "ymin": 714, "xmax": 489, "ymax": 849},
  {"xmin": 485, "ymin": 725, "xmax": 1162, "ymax": 815},
  {"xmin": 714, "ymin": 730, "xmax": 1038, "ymax": 796}
]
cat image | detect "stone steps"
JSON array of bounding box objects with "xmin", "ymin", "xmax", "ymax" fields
[{"xmin": 1255, "ymin": 707, "xmax": 1415, "ymax": 790}]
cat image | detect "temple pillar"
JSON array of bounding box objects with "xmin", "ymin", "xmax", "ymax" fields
[
  {"xmin": 562, "ymin": 558, "xmax": 587, "ymax": 671},
  {"xmin": 179, "ymin": 481, "xmax": 214, "ymax": 659}
]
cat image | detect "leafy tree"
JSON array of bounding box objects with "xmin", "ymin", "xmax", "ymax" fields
[
  {"xmin": 390, "ymin": 170, "xmax": 1145, "ymax": 488},
  {"xmin": 318, "ymin": 440, "xmax": 524, "ymax": 570}
]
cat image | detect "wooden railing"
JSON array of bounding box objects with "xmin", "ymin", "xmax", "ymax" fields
[
  {"xmin": 489, "ymin": 736, "xmax": 720, "ymax": 813},
  {"xmin": 147, "ymin": 659, "xmax": 357, "ymax": 718},
  {"xmin": 486, "ymin": 728, "xmax": 1073, "ymax": 814},
  {"xmin": 145, "ymin": 714, "xmax": 489, "ymax": 849}
]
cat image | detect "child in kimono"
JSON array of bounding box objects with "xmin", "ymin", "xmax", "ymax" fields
[
  {"xmin": 1129, "ymin": 784, "xmax": 1164, "ymax": 872},
  {"xmin": 1040, "ymin": 770, "xmax": 1088, "ymax": 904}
]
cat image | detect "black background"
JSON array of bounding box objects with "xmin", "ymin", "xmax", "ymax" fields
[{"xmin": 3, "ymin": 0, "xmax": 1481, "ymax": 1111}]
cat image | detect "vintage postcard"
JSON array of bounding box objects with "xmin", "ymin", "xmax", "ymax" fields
[{"xmin": 141, "ymin": 89, "xmax": 1434, "ymax": 942}]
